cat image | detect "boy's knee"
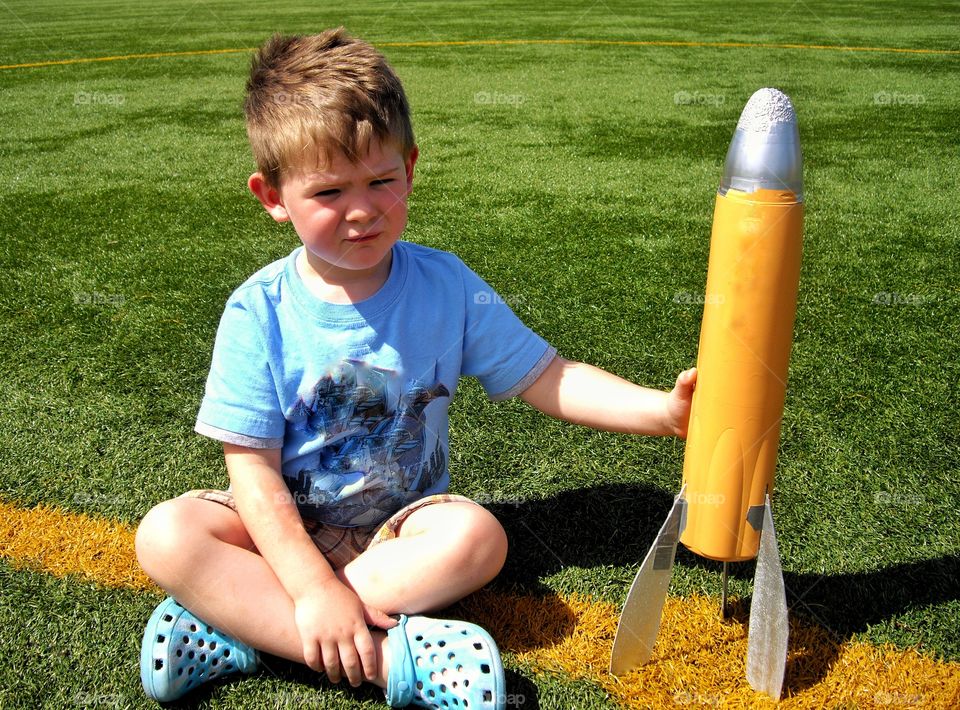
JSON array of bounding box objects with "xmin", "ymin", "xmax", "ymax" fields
[
  {"xmin": 135, "ymin": 498, "xmax": 199, "ymax": 575},
  {"xmin": 136, "ymin": 500, "xmax": 179, "ymax": 566},
  {"xmin": 452, "ymin": 504, "xmax": 508, "ymax": 574}
]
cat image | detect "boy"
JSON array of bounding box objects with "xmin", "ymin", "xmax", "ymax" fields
[{"xmin": 135, "ymin": 28, "xmax": 697, "ymax": 708}]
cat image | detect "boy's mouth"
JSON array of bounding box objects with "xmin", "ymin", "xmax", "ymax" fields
[{"xmin": 345, "ymin": 231, "xmax": 381, "ymax": 243}]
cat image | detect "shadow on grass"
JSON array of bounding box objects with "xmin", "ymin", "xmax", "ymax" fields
[
  {"xmin": 163, "ymin": 640, "xmax": 540, "ymax": 709},
  {"xmin": 485, "ymin": 482, "xmax": 960, "ymax": 690}
]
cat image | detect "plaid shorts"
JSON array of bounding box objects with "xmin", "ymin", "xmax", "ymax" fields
[{"xmin": 180, "ymin": 489, "xmax": 475, "ymax": 569}]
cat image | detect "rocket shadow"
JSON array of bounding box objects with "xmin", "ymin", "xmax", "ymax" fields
[
  {"xmin": 485, "ymin": 483, "xmax": 959, "ymax": 691},
  {"xmin": 486, "ymin": 482, "xmax": 677, "ymax": 583}
]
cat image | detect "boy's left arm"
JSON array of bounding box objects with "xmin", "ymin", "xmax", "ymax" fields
[{"xmin": 520, "ymin": 356, "xmax": 698, "ymax": 438}]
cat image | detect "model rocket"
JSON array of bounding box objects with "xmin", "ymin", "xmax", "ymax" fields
[{"xmin": 610, "ymin": 87, "xmax": 803, "ymax": 699}]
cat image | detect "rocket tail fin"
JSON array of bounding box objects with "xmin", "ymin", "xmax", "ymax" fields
[
  {"xmin": 610, "ymin": 485, "xmax": 687, "ymax": 675},
  {"xmin": 746, "ymin": 494, "xmax": 789, "ymax": 699}
]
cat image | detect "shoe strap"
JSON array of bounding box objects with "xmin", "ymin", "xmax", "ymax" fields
[{"xmin": 385, "ymin": 614, "xmax": 416, "ymax": 707}]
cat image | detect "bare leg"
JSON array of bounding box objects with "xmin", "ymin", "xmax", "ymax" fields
[
  {"xmin": 135, "ymin": 498, "xmax": 507, "ymax": 688},
  {"xmin": 338, "ymin": 501, "xmax": 508, "ymax": 614}
]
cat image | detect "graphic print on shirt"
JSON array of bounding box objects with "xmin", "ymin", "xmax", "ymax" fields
[{"xmin": 284, "ymin": 359, "xmax": 448, "ymax": 527}]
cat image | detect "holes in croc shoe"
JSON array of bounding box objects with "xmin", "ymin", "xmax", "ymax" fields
[
  {"xmin": 198, "ymin": 639, "xmax": 205, "ymax": 648},
  {"xmin": 187, "ymin": 651, "xmax": 195, "ymax": 660},
  {"xmin": 416, "ymin": 681, "xmax": 424, "ymax": 690},
  {"xmin": 224, "ymin": 663, "xmax": 234, "ymax": 671},
  {"xmin": 430, "ymin": 654, "xmax": 439, "ymax": 664},
  {"xmin": 209, "ymin": 641, "xmax": 217, "ymax": 651},
  {"xmin": 438, "ymin": 640, "xmax": 446, "ymax": 647},
  {"xmin": 424, "ymin": 642, "xmax": 432, "ymax": 649},
  {"xmin": 206, "ymin": 626, "xmax": 214, "ymax": 634},
  {"xmin": 162, "ymin": 614, "xmax": 173, "ymax": 623},
  {"xmin": 200, "ymin": 654, "xmax": 207, "ymax": 663},
  {"xmin": 223, "ymin": 649, "xmax": 231, "ymax": 658},
  {"xmin": 480, "ymin": 664, "xmax": 490, "ymax": 674},
  {"xmin": 415, "ymin": 634, "xmax": 424, "ymax": 641},
  {"xmin": 156, "ymin": 634, "xmax": 165, "ymax": 644},
  {"xmin": 460, "ymin": 630, "xmax": 469, "ymax": 636},
  {"xmin": 182, "ymin": 635, "xmax": 190, "ymax": 645},
  {"xmin": 473, "ymin": 642, "xmax": 483, "ymax": 651},
  {"xmin": 416, "ymin": 656, "xmax": 425, "ymax": 668},
  {"xmin": 190, "ymin": 624, "xmax": 197, "ymax": 632},
  {"xmin": 483, "ymin": 690, "xmax": 493, "ymax": 702},
  {"xmin": 154, "ymin": 659, "xmax": 164, "ymax": 671},
  {"xmin": 176, "ymin": 650, "xmax": 183, "ymax": 658},
  {"xmin": 440, "ymin": 684, "xmax": 447, "ymax": 693}
]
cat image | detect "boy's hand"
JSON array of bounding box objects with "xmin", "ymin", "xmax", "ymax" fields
[
  {"xmin": 666, "ymin": 367, "xmax": 698, "ymax": 438},
  {"xmin": 294, "ymin": 577, "xmax": 393, "ymax": 686}
]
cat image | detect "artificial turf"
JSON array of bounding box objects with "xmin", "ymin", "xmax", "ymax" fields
[{"xmin": 1, "ymin": 1, "xmax": 958, "ymax": 707}]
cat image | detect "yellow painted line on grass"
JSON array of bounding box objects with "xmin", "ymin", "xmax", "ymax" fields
[
  {"xmin": 0, "ymin": 499, "xmax": 154, "ymax": 591},
  {"xmin": 380, "ymin": 38, "xmax": 960, "ymax": 56},
  {"xmin": 1, "ymin": 38, "xmax": 957, "ymax": 70},
  {"xmin": 2, "ymin": 498, "xmax": 959, "ymax": 708},
  {"xmin": 0, "ymin": 47, "xmax": 253, "ymax": 70}
]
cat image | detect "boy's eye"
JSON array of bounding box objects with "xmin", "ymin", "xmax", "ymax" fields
[
  {"xmin": 314, "ymin": 188, "xmax": 340, "ymax": 198},
  {"xmin": 371, "ymin": 178, "xmax": 395, "ymax": 187}
]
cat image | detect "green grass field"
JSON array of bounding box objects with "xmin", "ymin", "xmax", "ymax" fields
[{"xmin": 1, "ymin": 1, "xmax": 958, "ymax": 707}]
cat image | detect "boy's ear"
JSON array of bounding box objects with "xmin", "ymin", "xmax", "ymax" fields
[
  {"xmin": 248, "ymin": 173, "xmax": 290, "ymax": 222},
  {"xmin": 404, "ymin": 146, "xmax": 419, "ymax": 195}
]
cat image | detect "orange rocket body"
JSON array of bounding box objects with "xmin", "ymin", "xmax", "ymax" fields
[{"xmin": 680, "ymin": 187, "xmax": 803, "ymax": 561}]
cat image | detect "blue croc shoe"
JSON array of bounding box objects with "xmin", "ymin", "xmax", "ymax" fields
[
  {"xmin": 140, "ymin": 597, "xmax": 259, "ymax": 702},
  {"xmin": 386, "ymin": 614, "xmax": 506, "ymax": 709}
]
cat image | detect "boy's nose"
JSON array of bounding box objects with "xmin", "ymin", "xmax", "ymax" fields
[{"xmin": 344, "ymin": 195, "xmax": 378, "ymax": 224}]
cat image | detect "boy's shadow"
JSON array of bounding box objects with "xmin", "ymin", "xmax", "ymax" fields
[
  {"xmin": 163, "ymin": 660, "xmax": 539, "ymax": 709},
  {"xmin": 485, "ymin": 482, "xmax": 960, "ymax": 694}
]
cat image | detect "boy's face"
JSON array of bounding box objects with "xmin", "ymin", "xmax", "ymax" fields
[{"xmin": 250, "ymin": 139, "xmax": 417, "ymax": 284}]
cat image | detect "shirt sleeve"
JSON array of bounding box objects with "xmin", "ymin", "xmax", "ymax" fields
[
  {"xmin": 195, "ymin": 296, "xmax": 286, "ymax": 444},
  {"xmin": 458, "ymin": 263, "xmax": 556, "ymax": 400}
]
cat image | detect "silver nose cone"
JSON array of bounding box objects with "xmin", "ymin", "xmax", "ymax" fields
[{"xmin": 719, "ymin": 88, "xmax": 803, "ymax": 201}]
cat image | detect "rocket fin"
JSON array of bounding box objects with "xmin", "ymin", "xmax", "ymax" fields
[
  {"xmin": 746, "ymin": 494, "xmax": 788, "ymax": 699},
  {"xmin": 610, "ymin": 485, "xmax": 687, "ymax": 675}
]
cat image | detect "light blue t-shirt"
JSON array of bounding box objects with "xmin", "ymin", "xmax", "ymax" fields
[{"xmin": 196, "ymin": 241, "xmax": 555, "ymax": 528}]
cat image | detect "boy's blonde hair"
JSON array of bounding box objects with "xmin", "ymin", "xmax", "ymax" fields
[{"xmin": 244, "ymin": 28, "xmax": 415, "ymax": 188}]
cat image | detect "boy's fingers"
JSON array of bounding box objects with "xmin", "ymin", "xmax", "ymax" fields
[
  {"xmin": 339, "ymin": 642, "xmax": 364, "ymax": 687},
  {"xmin": 321, "ymin": 641, "xmax": 342, "ymax": 683},
  {"xmin": 355, "ymin": 631, "xmax": 379, "ymax": 682},
  {"xmin": 303, "ymin": 640, "xmax": 322, "ymax": 672},
  {"xmin": 363, "ymin": 604, "xmax": 398, "ymax": 630}
]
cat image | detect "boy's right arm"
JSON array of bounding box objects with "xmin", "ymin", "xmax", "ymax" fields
[{"xmin": 223, "ymin": 443, "xmax": 392, "ymax": 686}]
